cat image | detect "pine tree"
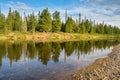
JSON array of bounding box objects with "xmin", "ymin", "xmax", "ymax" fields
[
  {"xmin": 27, "ymin": 12, "xmax": 37, "ymax": 33},
  {"xmin": 99, "ymin": 23, "xmax": 104, "ymax": 34},
  {"xmin": 65, "ymin": 17, "xmax": 75, "ymax": 33},
  {"xmin": 13, "ymin": 10, "xmax": 22, "ymax": 32},
  {"xmin": 84, "ymin": 19, "xmax": 90, "ymax": 33},
  {"xmin": 0, "ymin": 11, "xmax": 5, "ymax": 32},
  {"xmin": 52, "ymin": 11, "xmax": 61, "ymax": 32},
  {"xmin": 6, "ymin": 8, "xmax": 14, "ymax": 32},
  {"xmin": 81, "ymin": 20, "xmax": 86, "ymax": 33},
  {"xmin": 37, "ymin": 8, "xmax": 52, "ymax": 32}
]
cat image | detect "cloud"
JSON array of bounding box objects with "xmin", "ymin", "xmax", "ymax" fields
[
  {"xmin": 91, "ymin": 0, "xmax": 120, "ymax": 6},
  {"xmin": 7, "ymin": 1, "xmax": 33, "ymax": 10},
  {"xmin": 16, "ymin": 2, "xmax": 33, "ymax": 10},
  {"xmin": 89, "ymin": 0, "xmax": 120, "ymax": 14},
  {"xmin": 79, "ymin": 0, "xmax": 89, "ymax": 2}
]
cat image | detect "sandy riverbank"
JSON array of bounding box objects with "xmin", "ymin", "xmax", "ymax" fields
[{"xmin": 69, "ymin": 44, "xmax": 120, "ymax": 80}]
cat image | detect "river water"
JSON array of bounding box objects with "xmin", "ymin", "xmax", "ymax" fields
[{"xmin": 0, "ymin": 40, "xmax": 119, "ymax": 80}]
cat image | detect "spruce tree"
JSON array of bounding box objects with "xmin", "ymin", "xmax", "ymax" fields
[
  {"xmin": 0, "ymin": 12, "xmax": 5, "ymax": 32},
  {"xmin": 6, "ymin": 8, "xmax": 14, "ymax": 32},
  {"xmin": 65, "ymin": 17, "xmax": 75, "ymax": 33},
  {"xmin": 52, "ymin": 11, "xmax": 61, "ymax": 32},
  {"xmin": 37, "ymin": 8, "xmax": 52, "ymax": 32},
  {"xmin": 13, "ymin": 10, "xmax": 22, "ymax": 32},
  {"xmin": 81, "ymin": 20, "xmax": 86, "ymax": 33},
  {"xmin": 84, "ymin": 19, "xmax": 90, "ymax": 33},
  {"xmin": 28, "ymin": 12, "xmax": 37, "ymax": 33}
]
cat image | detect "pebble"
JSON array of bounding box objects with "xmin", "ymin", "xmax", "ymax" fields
[{"xmin": 69, "ymin": 44, "xmax": 120, "ymax": 80}]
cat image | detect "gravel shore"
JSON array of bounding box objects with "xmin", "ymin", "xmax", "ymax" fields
[{"xmin": 69, "ymin": 44, "xmax": 120, "ymax": 80}]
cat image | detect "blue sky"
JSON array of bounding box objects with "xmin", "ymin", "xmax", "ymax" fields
[{"xmin": 0, "ymin": 0, "xmax": 120, "ymax": 27}]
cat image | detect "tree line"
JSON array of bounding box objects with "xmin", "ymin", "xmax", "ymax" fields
[{"xmin": 0, "ymin": 8, "xmax": 120, "ymax": 34}]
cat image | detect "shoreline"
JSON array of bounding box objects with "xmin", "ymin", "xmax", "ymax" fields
[
  {"xmin": 0, "ymin": 32, "xmax": 119, "ymax": 42},
  {"xmin": 69, "ymin": 44, "xmax": 120, "ymax": 80}
]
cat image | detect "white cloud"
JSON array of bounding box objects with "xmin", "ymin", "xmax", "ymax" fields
[
  {"xmin": 16, "ymin": 2, "xmax": 33, "ymax": 10},
  {"xmin": 7, "ymin": 1, "xmax": 33, "ymax": 10}
]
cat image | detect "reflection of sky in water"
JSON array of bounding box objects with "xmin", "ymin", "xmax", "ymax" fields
[
  {"xmin": 0, "ymin": 46, "xmax": 113, "ymax": 80},
  {"xmin": 1, "ymin": 49, "xmax": 111, "ymax": 79}
]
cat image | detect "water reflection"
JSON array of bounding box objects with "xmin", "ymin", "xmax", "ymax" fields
[{"xmin": 0, "ymin": 40, "xmax": 119, "ymax": 67}]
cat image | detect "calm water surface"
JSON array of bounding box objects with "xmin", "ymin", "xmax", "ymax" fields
[{"xmin": 0, "ymin": 40, "xmax": 119, "ymax": 80}]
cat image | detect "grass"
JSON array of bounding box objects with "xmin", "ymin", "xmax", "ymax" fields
[{"xmin": 0, "ymin": 32, "xmax": 119, "ymax": 42}]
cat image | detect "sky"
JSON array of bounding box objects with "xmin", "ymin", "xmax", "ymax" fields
[{"xmin": 0, "ymin": 0, "xmax": 120, "ymax": 27}]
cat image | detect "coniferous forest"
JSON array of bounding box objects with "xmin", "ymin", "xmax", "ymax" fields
[{"xmin": 0, "ymin": 8, "xmax": 120, "ymax": 34}]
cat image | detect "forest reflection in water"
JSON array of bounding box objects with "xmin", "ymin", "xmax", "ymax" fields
[
  {"xmin": 0, "ymin": 40, "xmax": 119, "ymax": 80},
  {"xmin": 0, "ymin": 40, "xmax": 119, "ymax": 67}
]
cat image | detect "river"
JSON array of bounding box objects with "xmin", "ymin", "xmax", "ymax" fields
[{"xmin": 0, "ymin": 40, "xmax": 119, "ymax": 80}]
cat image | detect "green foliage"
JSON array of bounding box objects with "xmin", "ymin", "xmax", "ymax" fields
[
  {"xmin": 27, "ymin": 12, "xmax": 37, "ymax": 33},
  {"xmin": 61, "ymin": 22, "xmax": 65, "ymax": 32},
  {"xmin": 75, "ymin": 26, "xmax": 81, "ymax": 33},
  {"xmin": 52, "ymin": 11, "xmax": 61, "ymax": 32},
  {"xmin": 6, "ymin": 8, "xmax": 14, "ymax": 32},
  {"xmin": 84, "ymin": 19, "xmax": 91, "ymax": 33},
  {"xmin": 0, "ymin": 7, "xmax": 119, "ymax": 35},
  {"xmin": 81, "ymin": 20, "xmax": 86, "ymax": 33},
  {"xmin": 74, "ymin": 19, "xmax": 81, "ymax": 33},
  {"xmin": 13, "ymin": 10, "xmax": 22, "ymax": 32},
  {"xmin": 65, "ymin": 17, "xmax": 75, "ymax": 33},
  {"xmin": 37, "ymin": 8, "xmax": 52, "ymax": 32},
  {"xmin": 0, "ymin": 12, "xmax": 5, "ymax": 32}
]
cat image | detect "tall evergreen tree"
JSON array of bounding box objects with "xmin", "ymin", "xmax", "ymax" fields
[
  {"xmin": 27, "ymin": 12, "xmax": 37, "ymax": 33},
  {"xmin": 81, "ymin": 20, "xmax": 86, "ymax": 33},
  {"xmin": 37, "ymin": 8, "xmax": 52, "ymax": 32},
  {"xmin": 99, "ymin": 24, "xmax": 104, "ymax": 34},
  {"xmin": 52, "ymin": 11, "xmax": 61, "ymax": 32},
  {"xmin": 65, "ymin": 17, "xmax": 75, "ymax": 33},
  {"xmin": 0, "ymin": 11, "xmax": 5, "ymax": 32},
  {"xmin": 84, "ymin": 19, "xmax": 90, "ymax": 33},
  {"xmin": 6, "ymin": 8, "xmax": 14, "ymax": 32},
  {"xmin": 13, "ymin": 10, "xmax": 22, "ymax": 32}
]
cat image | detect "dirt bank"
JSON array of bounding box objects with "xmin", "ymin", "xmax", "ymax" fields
[{"xmin": 69, "ymin": 44, "xmax": 120, "ymax": 80}]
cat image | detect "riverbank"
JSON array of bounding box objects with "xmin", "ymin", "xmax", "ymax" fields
[
  {"xmin": 69, "ymin": 44, "xmax": 120, "ymax": 80},
  {"xmin": 0, "ymin": 32, "xmax": 119, "ymax": 42}
]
